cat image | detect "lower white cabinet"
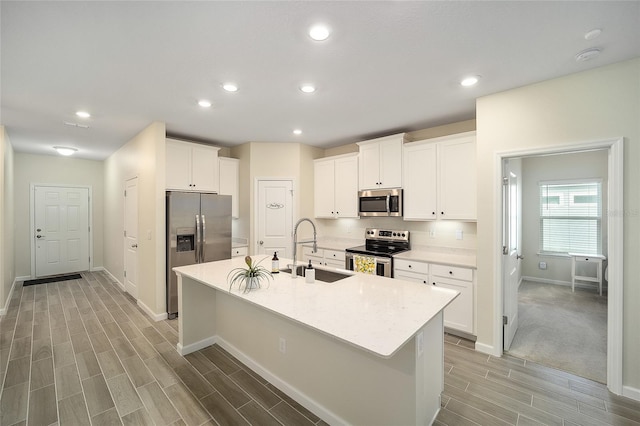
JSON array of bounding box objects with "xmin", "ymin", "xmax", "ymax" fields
[
  {"xmin": 302, "ymin": 247, "xmax": 346, "ymax": 269},
  {"xmin": 394, "ymin": 259, "xmax": 475, "ymax": 335},
  {"xmin": 231, "ymin": 246, "xmax": 248, "ymax": 258}
]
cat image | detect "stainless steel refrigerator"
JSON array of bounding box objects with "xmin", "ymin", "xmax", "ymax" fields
[{"xmin": 166, "ymin": 191, "xmax": 232, "ymax": 319}]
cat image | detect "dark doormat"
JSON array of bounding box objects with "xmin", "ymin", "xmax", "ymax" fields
[{"xmin": 23, "ymin": 273, "xmax": 83, "ymax": 286}]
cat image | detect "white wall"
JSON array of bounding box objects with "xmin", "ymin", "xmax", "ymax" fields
[
  {"xmin": 0, "ymin": 126, "xmax": 15, "ymax": 313},
  {"xmin": 13, "ymin": 152, "xmax": 104, "ymax": 278},
  {"xmin": 476, "ymin": 58, "xmax": 640, "ymax": 391},
  {"xmin": 521, "ymin": 150, "xmax": 608, "ymax": 284},
  {"xmin": 103, "ymin": 122, "xmax": 166, "ymax": 317}
]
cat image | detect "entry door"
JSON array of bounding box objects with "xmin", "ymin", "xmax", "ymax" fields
[
  {"xmin": 124, "ymin": 178, "xmax": 138, "ymax": 298},
  {"xmin": 256, "ymin": 180, "xmax": 293, "ymax": 258},
  {"xmin": 34, "ymin": 186, "xmax": 90, "ymax": 277},
  {"xmin": 503, "ymin": 158, "xmax": 522, "ymax": 351}
]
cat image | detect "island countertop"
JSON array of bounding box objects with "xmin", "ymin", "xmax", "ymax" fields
[{"xmin": 173, "ymin": 256, "xmax": 458, "ymax": 358}]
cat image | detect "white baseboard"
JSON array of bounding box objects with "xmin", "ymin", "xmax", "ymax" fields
[
  {"xmin": 0, "ymin": 277, "xmax": 18, "ymax": 316},
  {"xmin": 475, "ymin": 341, "xmax": 499, "ymax": 357},
  {"xmin": 16, "ymin": 275, "xmax": 31, "ymax": 282},
  {"xmin": 216, "ymin": 337, "xmax": 345, "ymax": 426},
  {"xmin": 623, "ymin": 385, "xmax": 640, "ymax": 402},
  {"xmin": 102, "ymin": 268, "xmax": 125, "ymax": 291},
  {"xmin": 521, "ymin": 276, "xmax": 572, "ymax": 287},
  {"xmin": 177, "ymin": 336, "xmax": 218, "ymax": 356},
  {"xmin": 137, "ymin": 299, "xmax": 168, "ymax": 322}
]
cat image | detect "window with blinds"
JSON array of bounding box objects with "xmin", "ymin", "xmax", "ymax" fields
[{"xmin": 539, "ymin": 181, "xmax": 602, "ymax": 255}]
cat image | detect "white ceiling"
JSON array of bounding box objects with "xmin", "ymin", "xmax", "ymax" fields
[{"xmin": 2, "ymin": 1, "xmax": 639, "ymax": 160}]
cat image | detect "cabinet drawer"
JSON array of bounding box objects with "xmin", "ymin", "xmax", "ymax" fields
[
  {"xmin": 232, "ymin": 246, "xmax": 248, "ymax": 258},
  {"xmin": 394, "ymin": 259, "xmax": 429, "ymax": 274},
  {"xmin": 430, "ymin": 264, "xmax": 472, "ymax": 281},
  {"xmin": 394, "ymin": 270, "xmax": 428, "ymax": 284},
  {"xmin": 303, "ymin": 246, "xmax": 323, "ymax": 258},
  {"xmin": 324, "ymin": 249, "xmax": 345, "ymax": 262}
]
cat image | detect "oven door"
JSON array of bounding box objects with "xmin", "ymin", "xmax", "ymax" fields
[{"xmin": 345, "ymin": 253, "xmax": 392, "ymax": 277}]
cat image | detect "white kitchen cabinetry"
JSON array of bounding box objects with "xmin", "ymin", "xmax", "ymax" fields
[
  {"xmin": 302, "ymin": 247, "xmax": 346, "ymax": 270},
  {"xmin": 357, "ymin": 134, "xmax": 404, "ymax": 190},
  {"xmin": 166, "ymin": 138, "xmax": 220, "ymax": 192},
  {"xmin": 394, "ymin": 259, "xmax": 475, "ymax": 335},
  {"xmin": 403, "ymin": 132, "xmax": 476, "ymax": 221},
  {"xmin": 231, "ymin": 246, "xmax": 248, "ymax": 258},
  {"xmin": 219, "ymin": 157, "xmax": 239, "ymax": 218},
  {"xmin": 314, "ymin": 154, "xmax": 358, "ymax": 219}
]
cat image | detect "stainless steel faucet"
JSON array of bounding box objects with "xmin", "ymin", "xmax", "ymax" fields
[{"xmin": 291, "ymin": 218, "xmax": 317, "ymax": 278}]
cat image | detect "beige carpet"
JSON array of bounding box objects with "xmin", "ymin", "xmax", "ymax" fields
[{"xmin": 507, "ymin": 281, "xmax": 607, "ymax": 383}]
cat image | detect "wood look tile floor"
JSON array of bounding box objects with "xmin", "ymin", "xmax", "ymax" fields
[{"xmin": 0, "ymin": 271, "xmax": 638, "ymax": 426}]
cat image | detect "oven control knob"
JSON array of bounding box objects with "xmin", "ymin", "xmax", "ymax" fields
[{"xmin": 402, "ymin": 233, "xmax": 406, "ymax": 237}]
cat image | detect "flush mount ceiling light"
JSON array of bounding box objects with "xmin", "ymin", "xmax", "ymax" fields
[
  {"xmin": 460, "ymin": 76, "xmax": 480, "ymax": 87},
  {"xmin": 309, "ymin": 24, "xmax": 330, "ymax": 41},
  {"xmin": 222, "ymin": 83, "xmax": 238, "ymax": 92},
  {"xmin": 584, "ymin": 28, "xmax": 602, "ymax": 41},
  {"xmin": 293, "ymin": 129, "xmax": 302, "ymax": 135},
  {"xmin": 198, "ymin": 100, "xmax": 212, "ymax": 107},
  {"xmin": 75, "ymin": 111, "xmax": 91, "ymax": 118},
  {"xmin": 299, "ymin": 84, "xmax": 316, "ymax": 93},
  {"xmin": 53, "ymin": 146, "xmax": 77, "ymax": 156},
  {"xmin": 575, "ymin": 48, "xmax": 601, "ymax": 62}
]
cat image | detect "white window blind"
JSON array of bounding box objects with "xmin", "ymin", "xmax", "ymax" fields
[{"xmin": 539, "ymin": 181, "xmax": 602, "ymax": 255}]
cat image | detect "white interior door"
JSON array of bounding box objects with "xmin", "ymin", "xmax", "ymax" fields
[
  {"xmin": 256, "ymin": 180, "xmax": 293, "ymax": 258},
  {"xmin": 124, "ymin": 177, "xmax": 138, "ymax": 298},
  {"xmin": 503, "ymin": 158, "xmax": 522, "ymax": 351},
  {"xmin": 34, "ymin": 185, "xmax": 89, "ymax": 277}
]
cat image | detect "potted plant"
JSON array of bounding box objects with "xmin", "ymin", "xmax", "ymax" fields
[{"xmin": 228, "ymin": 256, "xmax": 273, "ymax": 293}]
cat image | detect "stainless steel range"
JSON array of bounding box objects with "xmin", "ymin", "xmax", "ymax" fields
[{"xmin": 345, "ymin": 228, "xmax": 410, "ymax": 277}]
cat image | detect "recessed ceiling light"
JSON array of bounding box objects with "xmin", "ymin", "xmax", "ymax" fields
[
  {"xmin": 460, "ymin": 76, "xmax": 480, "ymax": 87},
  {"xmin": 309, "ymin": 24, "xmax": 330, "ymax": 41},
  {"xmin": 76, "ymin": 111, "xmax": 91, "ymax": 118},
  {"xmin": 53, "ymin": 146, "xmax": 77, "ymax": 156},
  {"xmin": 575, "ymin": 48, "xmax": 601, "ymax": 62},
  {"xmin": 584, "ymin": 28, "xmax": 602, "ymax": 41},
  {"xmin": 300, "ymin": 85, "xmax": 316, "ymax": 93},
  {"xmin": 222, "ymin": 83, "xmax": 238, "ymax": 92},
  {"xmin": 293, "ymin": 129, "xmax": 302, "ymax": 135},
  {"xmin": 198, "ymin": 100, "xmax": 212, "ymax": 108}
]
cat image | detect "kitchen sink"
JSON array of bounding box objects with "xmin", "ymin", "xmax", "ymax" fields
[{"xmin": 280, "ymin": 266, "xmax": 352, "ymax": 283}]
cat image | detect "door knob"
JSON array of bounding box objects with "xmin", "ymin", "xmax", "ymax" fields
[
  {"xmin": 36, "ymin": 234, "xmax": 43, "ymax": 239},
  {"xmin": 259, "ymin": 240, "xmax": 264, "ymax": 245},
  {"xmin": 517, "ymin": 254, "xmax": 524, "ymax": 260}
]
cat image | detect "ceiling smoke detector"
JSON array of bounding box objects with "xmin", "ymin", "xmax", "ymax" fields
[{"xmin": 575, "ymin": 48, "xmax": 601, "ymax": 62}]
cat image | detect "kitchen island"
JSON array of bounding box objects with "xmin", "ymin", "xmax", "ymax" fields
[{"xmin": 174, "ymin": 257, "xmax": 458, "ymax": 425}]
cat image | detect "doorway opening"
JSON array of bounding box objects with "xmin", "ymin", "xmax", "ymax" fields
[{"xmin": 497, "ymin": 137, "xmax": 623, "ymax": 394}]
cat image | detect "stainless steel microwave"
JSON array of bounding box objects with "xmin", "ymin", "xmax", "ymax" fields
[{"xmin": 358, "ymin": 189, "xmax": 403, "ymax": 217}]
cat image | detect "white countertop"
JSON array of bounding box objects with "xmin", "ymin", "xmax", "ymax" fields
[
  {"xmin": 174, "ymin": 256, "xmax": 458, "ymax": 358},
  {"xmin": 394, "ymin": 246, "xmax": 477, "ymax": 269}
]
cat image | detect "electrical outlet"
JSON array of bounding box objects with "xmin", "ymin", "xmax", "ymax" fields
[
  {"xmin": 429, "ymin": 228, "xmax": 436, "ymax": 238},
  {"xmin": 456, "ymin": 229, "xmax": 463, "ymax": 240},
  {"xmin": 279, "ymin": 337, "xmax": 286, "ymax": 354},
  {"xmin": 539, "ymin": 261, "xmax": 547, "ymax": 270}
]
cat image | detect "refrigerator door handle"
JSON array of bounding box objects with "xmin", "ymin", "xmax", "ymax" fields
[
  {"xmin": 195, "ymin": 214, "xmax": 201, "ymax": 263},
  {"xmin": 201, "ymin": 215, "xmax": 206, "ymax": 263}
]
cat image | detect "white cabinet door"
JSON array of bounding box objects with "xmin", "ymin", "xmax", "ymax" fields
[
  {"xmin": 166, "ymin": 139, "xmax": 220, "ymax": 191},
  {"xmin": 314, "ymin": 160, "xmax": 336, "ymax": 218},
  {"xmin": 438, "ymin": 136, "xmax": 476, "ymax": 220},
  {"xmin": 403, "ymin": 143, "xmax": 437, "ymax": 220},
  {"xmin": 358, "ymin": 135, "xmax": 404, "ymax": 190},
  {"xmin": 358, "ymin": 143, "xmax": 381, "ymax": 190},
  {"xmin": 432, "ymin": 276, "xmax": 474, "ymax": 334},
  {"xmin": 191, "ymin": 144, "xmax": 219, "ymax": 192},
  {"xmin": 379, "ymin": 137, "xmax": 402, "ymax": 188},
  {"xmin": 334, "ymin": 156, "xmax": 358, "ymax": 218},
  {"xmin": 219, "ymin": 157, "xmax": 239, "ymax": 218},
  {"xmin": 166, "ymin": 140, "xmax": 192, "ymax": 190}
]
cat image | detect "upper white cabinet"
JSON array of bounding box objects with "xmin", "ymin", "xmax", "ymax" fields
[
  {"xmin": 219, "ymin": 157, "xmax": 239, "ymax": 219},
  {"xmin": 403, "ymin": 131, "xmax": 476, "ymax": 221},
  {"xmin": 166, "ymin": 138, "xmax": 220, "ymax": 192},
  {"xmin": 314, "ymin": 154, "xmax": 359, "ymax": 219},
  {"xmin": 357, "ymin": 134, "xmax": 404, "ymax": 190}
]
